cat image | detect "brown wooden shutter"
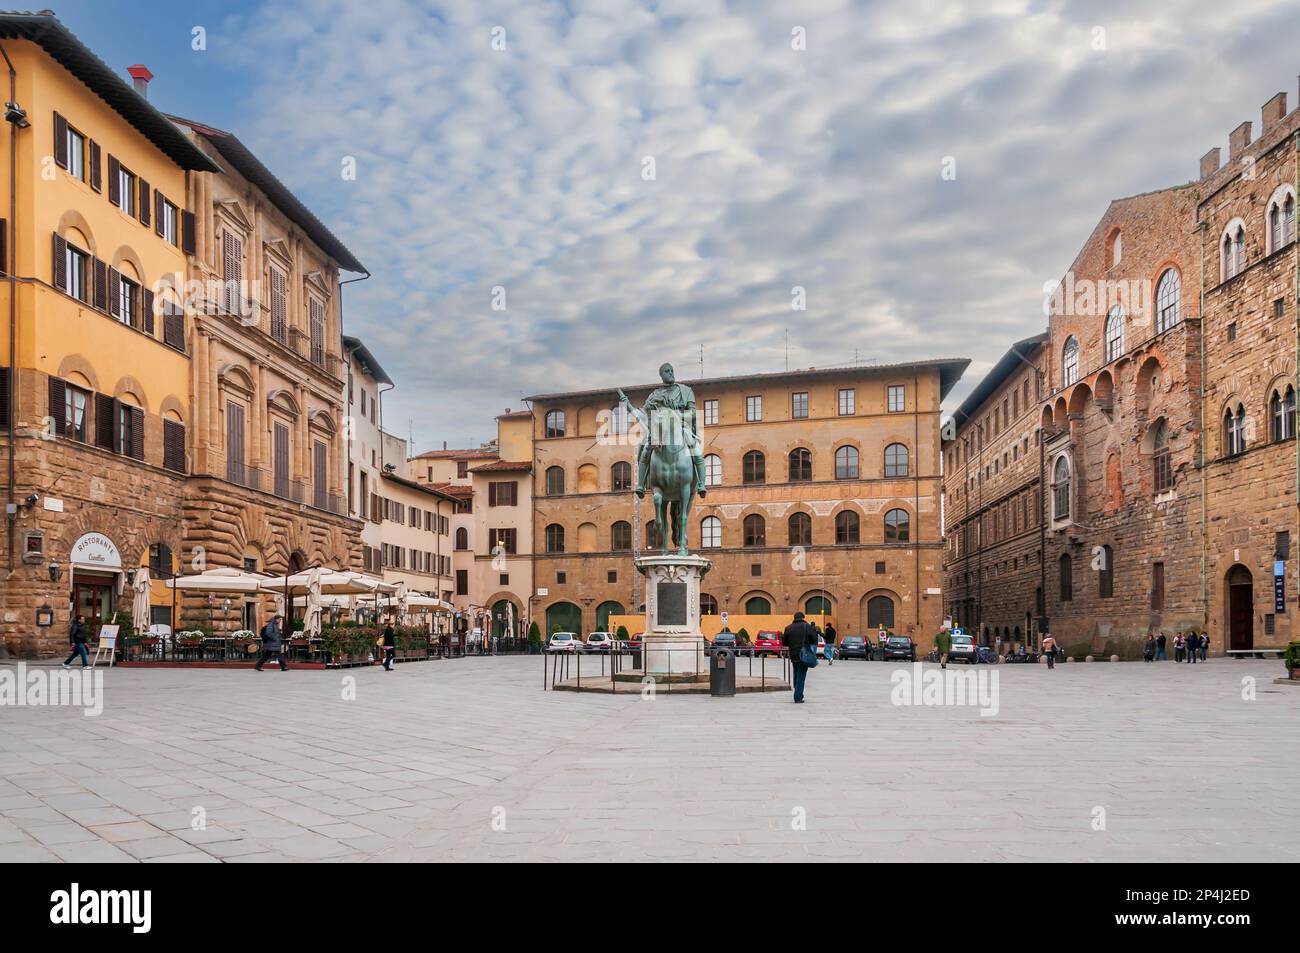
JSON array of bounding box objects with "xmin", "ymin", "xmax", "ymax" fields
[
  {"xmin": 0, "ymin": 366, "xmax": 10, "ymax": 430},
  {"xmin": 107, "ymin": 268, "xmax": 121, "ymax": 318},
  {"xmin": 138, "ymin": 179, "xmax": 150, "ymax": 227},
  {"xmin": 225, "ymin": 400, "xmax": 245, "ymax": 482},
  {"xmin": 88, "ymin": 140, "xmax": 102, "ymax": 192},
  {"xmin": 130, "ymin": 405, "xmax": 144, "ymax": 460},
  {"xmin": 162, "ymin": 421, "xmax": 185, "ymax": 473},
  {"xmin": 52, "ymin": 233, "xmax": 67, "ymax": 292},
  {"xmin": 154, "ymin": 191, "xmax": 165, "ymax": 236},
  {"xmin": 273, "ymin": 422, "xmax": 290, "ymax": 496},
  {"xmin": 0, "ymin": 218, "xmax": 6, "ymax": 276},
  {"xmin": 53, "ymin": 112, "xmax": 68, "ymax": 169},
  {"xmin": 488, "ymin": 482, "xmax": 497, "ymax": 506},
  {"xmin": 181, "ymin": 210, "xmax": 196, "ymax": 255},
  {"xmin": 163, "ymin": 300, "xmax": 185, "ymax": 351},
  {"xmin": 107, "ymin": 155, "xmax": 120, "ymax": 205},
  {"xmin": 94, "ymin": 393, "xmax": 115, "ymax": 450},
  {"xmin": 141, "ymin": 287, "xmax": 155, "ymax": 335},
  {"xmin": 47, "ymin": 376, "xmax": 66, "ymax": 436},
  {"xmin": 92, "ymin": 258, "xmax": 108, "ymax": 311}
]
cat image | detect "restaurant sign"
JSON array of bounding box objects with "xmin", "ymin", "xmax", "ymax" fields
[{"xmin": 71, "ymin": 532, "xmax": 122, "ymax": 570}]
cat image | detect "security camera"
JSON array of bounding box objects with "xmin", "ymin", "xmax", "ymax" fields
[
  {"xmin": 24, "ymin": 494, "xmax": 38, "ymax": 506},
  {"xmin": 4, "ymin": 102, "xmax": 29, "ymax": 128}
]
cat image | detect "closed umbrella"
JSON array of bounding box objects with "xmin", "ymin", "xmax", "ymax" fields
[
  {"xmin": 131, "ymin": 565, "xmax": 152, "ymax": 633},
  {"xmin": 304, "ymin": 566, "xmax": 323, "ymax": 639}
]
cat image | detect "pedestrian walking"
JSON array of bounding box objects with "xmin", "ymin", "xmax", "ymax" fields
[
  {"xmin": 1186, "ymin": 630, "xmax": 1199, "ymax": 664},
  {"xmin": 1143, "ymin": 635, "xmax": 1155, "ymax": 662},
  {"xmin": 381, "ymin": 620, "xmax": 397, "ymax": 671},
  {"xmin": 1156, "ymin": 632, "xmax": 1167, "ymax": 661},
  {"xmin": 935, "ymin": 626, "xmax": 952, "ymax": 669},
  {"xmin": 1200, "ymin": 634, "xmax": 1208, "ymax": 661},
  {"xmin": 1042, "ymin": 634, "xmax": 1057, "ymax": 669},
  {"xmin": 1174, "ymin": 633, "xmax": 1185, "ymax": 663},
  {"xmin": 780, "ymin": 611, "xmax": 818, "ymax": 704},
  {"xmin": 62, "ymin": 614, "xmax": 90, "ymax": 669},
  {"xmin": 824, "ymin": 621, "xmax": 837, "ymax": 665},
  {"xmin": 254, "ymin": 614, "xmax": 288, "ymax": 671}
]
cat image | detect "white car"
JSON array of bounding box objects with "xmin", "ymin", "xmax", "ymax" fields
[
  {"xmin": 815, "ymin": 635, "xmax": 827, "ymax": 658},
  {"xmin": 547, "ymin": 632, "xmax": 581, "ymax": 652},
  {"xmin": 948, "ymin": 633, "xmax": 977, "ymax": 663},
  {"xmin": 585, "ymin": 631, "xmax": 614, "ymax": 652}
]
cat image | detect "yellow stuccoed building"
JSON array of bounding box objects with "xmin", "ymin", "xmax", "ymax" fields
[{"xmin": 0, "ymin": 12, "xmax": 220, "ymax": 654}]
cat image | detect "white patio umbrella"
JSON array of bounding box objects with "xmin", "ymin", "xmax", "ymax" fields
[
  {"xmin": 131, "ymin": 565, "xmax": 152, "ymax": 633},
  {"xmin": 166, "ymin": 566, "xmax": 269, "ymax": 593},
  {"xmin": 260, "ymin": 570, "xmax": 395, "ymax": 597},
  {"xmin": 303, "ymin": 566, "xmax": 323, "ymax": 639}
]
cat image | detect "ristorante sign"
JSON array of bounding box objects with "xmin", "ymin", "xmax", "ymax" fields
[{"xmin": 70, "ymin": 533, "xmax": 122, "ymax": 570}]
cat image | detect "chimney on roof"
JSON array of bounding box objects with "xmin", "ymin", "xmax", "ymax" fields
[
  {"xmin": 1262, "ymin": 92, "xmax": 1287, "ymax": 133},
  {"xmin": 1200, "ymin": 146, "xmax": 1221, "ymax": 179},
  {"xmin": 1228, "ymin": 120, "xmax": 1253, "ymax": 159},
  {"xmin": 127, "ymin": 64, "xmax": 153, "ymax": 99}
]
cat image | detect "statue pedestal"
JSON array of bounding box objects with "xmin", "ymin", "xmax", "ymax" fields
[{"xmin": 636, "ymin": 554, "xmax": 712, "ymax": 676}]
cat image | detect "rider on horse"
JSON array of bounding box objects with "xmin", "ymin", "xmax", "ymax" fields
[{"xmin": 629, "ymin": 363, "xmax": 706, "ymax": 500}]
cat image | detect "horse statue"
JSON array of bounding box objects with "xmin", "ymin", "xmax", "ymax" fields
[{"xmin": 617, "ymin": 363, "xmax": 706, "ymax": 557}]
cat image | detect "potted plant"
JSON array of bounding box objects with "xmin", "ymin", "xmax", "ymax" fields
[
  {"xmin": 1285, "ymin": 641, "xmax": 1300, "ymax": 680},
  {"xmin": 528, "ymin": 621, "xmax": 542, "ymax": 655}
]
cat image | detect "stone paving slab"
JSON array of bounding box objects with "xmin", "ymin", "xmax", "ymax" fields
[{"xmin": 0, "ymin": 656, "xmax": 1295, "ymax": 862}]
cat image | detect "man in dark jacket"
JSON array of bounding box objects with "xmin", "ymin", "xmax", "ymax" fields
[
  {"xmin": 781, "ymin": 611, "xmax": 817, "ymax": 703},
  {"xmin": 255, "ymin": 614, "xmax": 288, "ymax": 671},
  {"xmin": 62, "ymin": 614, "xmax": 89, "ymax": 669},
  {"xmin": 1186, "ymin": 630, "xmax": 1199, "ymax": 664},
  {"xmin": 381, "ymin": 620, "xmax": 397, "ymax": 671},
  {"xmin": 1156, "ymin": 632, "xmax": 1167, "ymax": 661}
]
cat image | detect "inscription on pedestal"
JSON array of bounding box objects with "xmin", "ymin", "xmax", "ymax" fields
[{"xmin": 656, "ymin": 581, "xmax": 688, "ymax": 626}]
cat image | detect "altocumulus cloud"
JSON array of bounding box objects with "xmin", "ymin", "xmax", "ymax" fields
[{"xmin": 217, "ymin": 0, "xmax": 1300, "ymax": 448}]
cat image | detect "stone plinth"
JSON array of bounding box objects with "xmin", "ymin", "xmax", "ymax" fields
[{"xmin": 636, "ymin": 553, "xmax": 711, "ymax": 676}]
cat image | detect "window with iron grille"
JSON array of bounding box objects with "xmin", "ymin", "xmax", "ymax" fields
[{"xmin": 1153, "ymin": 421, "xmax": 1172, "ymax": 492}]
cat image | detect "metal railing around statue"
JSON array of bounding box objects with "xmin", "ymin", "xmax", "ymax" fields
[{"xmin": 543, "ymin": 642, "xmax": 791, "ymax": 693}]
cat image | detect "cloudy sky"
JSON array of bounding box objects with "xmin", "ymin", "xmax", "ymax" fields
[{"xmin": 54, "ymin": 0, "xmax": 1300, "ymax": 450}]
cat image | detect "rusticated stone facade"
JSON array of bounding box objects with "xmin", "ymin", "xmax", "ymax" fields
[{"xmin": 1198, "ymin": 89, "xmax": 1300, "ymax": 653}]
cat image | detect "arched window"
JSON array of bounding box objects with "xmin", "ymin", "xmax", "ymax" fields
[
  {"xmin": 454, "ymin": 527, "xmax": 469, "ymax": 550},
  {"xmin": 1104, "ymin": 306, "xmax": 1124, "ymax": 362},
  {"xmin": 703, "ymin": 453, "xmax": 722, "ymax": 487},
  {"xmin": 866, "ymin": 595, "xmax": 894, "ymax": 630},
  {"xmin": 607, "ymin": 402, "xmax": 630, "ymax": 435},
  {"xmin": 743, "ymin": 514, "xmax": 766, "ymax": 547},
  {"xmin": 884, "ymin": 508, "xmax": 910, "ymax": 542},
  {"xmin": 1271, "ymin": 386, "xmax": 1296, "ymax": 442},
  {"xmin": 884, "ymin": 443, "xmax": 908, "ymax": 478},
  {"xmin": 805, "ymin": 595, "xmax": 833, "ymax": 618},
  {"xmin": 1155, "ymin": 268, "xmax": 1181, "ymax": 332},
  {"xmin": 1099, "ymin": 543, "xmax": 1114, "ymax": 599},
  {"xmin": 1052, "ymin": 455, "xmax": 1071, "ymax": 522},
  {"xmin": 745, "ymin": 595, "xmax": 772, "ymax": 615},
  {"xmin": 835, "ymin": 445, "xmax": 859, "ymax": 480},
  {"xmin": 1222, "ymin": 224, "xmax": 1246, "ymax": 280},
  {"xmin": 544, "ymin": 523, "xmax": 565, "ymax": 553},
  {"xmin": 835, "ymin": 510, "xmax": 860, "ymax": 544},
  {"xmin": 645, "ymin": 520, "xmax": 660, "ymax": 550},
  {"xmin": 700, "ymin": 516, "xmax": 721, "ymax": 548},
  {"xmin": 1062, "ymin": 336, "xmax": 1080, "ymax": 386},
  {"xmin": 545, "ymin": 465, "xmax": 565, "ymax": 496},
  {"xmin": 700, "ymin": 593, "xmax": 719, "ymax": 616},
  {"xmin": 611, "ymin": 461, "xmax": 632, "ymax": 492},
  {"xmin": 788, "ymin": 447, "xmax": 812, "ymax": 482},
  {"xmin": 743, "ymin": 450, "xmax": 765, "ymax": 484},
  {"xmin": 1224, "ymin": 403, "xmax": 1247, "ymax": 456},
  {"xmin": 544, "ymin": 409, "xmax": 565, "ymax": 438},
  {"xmin": 788, "ymin": 511, "xmax": 812, "ymax": 547},
  {"xmin": 1059, "ymin": 553, "xmax": 1073, "ymax": 601},
  {"xmin": 610, "ymin": 520, "xmax": 631, "ymax": 552},
  {"xmin": 1152, "ymin": 420, "xmax": 1172, "ymax": 493}
]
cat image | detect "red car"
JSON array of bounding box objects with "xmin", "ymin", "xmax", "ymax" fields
[{"xmin": 753, "ymin": 630, "xmax": 784, "ymax": 657}]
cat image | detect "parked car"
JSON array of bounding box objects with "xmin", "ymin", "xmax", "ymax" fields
[
  {"xmin": 753, "ymin": 630, "xmax": 784, "ymax": 657},
  {"xmin": 585, "ymin": 631, "xmax": 614, "ymax": 652},
  {"xmin": 882, "ymin": 636, "xmax": 916, "ymax": 661},
  {"xmin": 709, "ymin": 631, "xmax": 742, "ymax": 656},
  {"xmin": 547, "ymin": 632, "xmax": 581, "ymax": 652},
  {"xmin": 815, "ymin": 635, "xmax": 827, "ymax": 658},
  {"xmin": 838, "ymin": 635, "xmax": 870, "ymax": 659},
  {"xmin": 948, "ymin": 632, "xmax": 977, "ymax": 664}
]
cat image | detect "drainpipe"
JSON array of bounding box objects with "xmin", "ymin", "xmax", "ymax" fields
[
  {"xmin": 913, "ymin": 373, "xmax": 920, "ymax": 629},
  {"xmin": 339, "ymin": 269, "xmax": 369, "ymax": 566},
  {"xmin": 2, "ymin": 42, "xmax": 18, "ymax": 574},
  {"xmin": 1198, "ymin": 212, "xmax": 1208, "ymax": 630}
]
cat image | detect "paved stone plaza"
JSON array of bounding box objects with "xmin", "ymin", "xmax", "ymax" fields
[{"xmin": 0, "ymin": 656, "xmax": 1296, "ymax": 862}]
